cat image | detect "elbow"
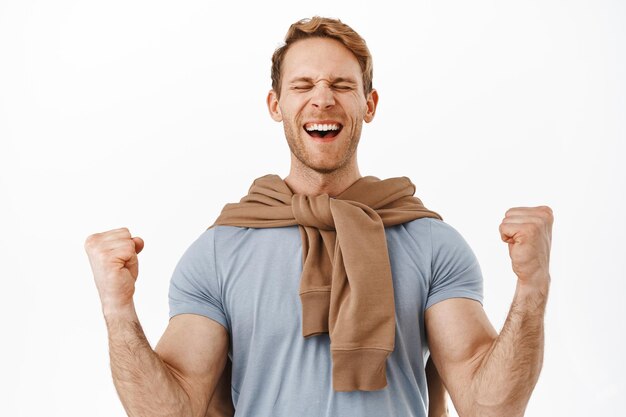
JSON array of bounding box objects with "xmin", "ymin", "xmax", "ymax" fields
[{"xmin": 461, "ymin": 358, "xmax": 542, "ymax": 417}]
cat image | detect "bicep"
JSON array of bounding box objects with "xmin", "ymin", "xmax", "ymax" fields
[
  {"xmin": 155, "ymin": 313, "xmax": 229, "ymax": 410},
  {"xmin": 425, "ymin": 299, "xmax": 497, "ymax": 404}
]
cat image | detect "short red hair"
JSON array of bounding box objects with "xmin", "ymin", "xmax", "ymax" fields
[{"xmin": 271, "ymin": 16, "xmax": 373, "ymax": 99}]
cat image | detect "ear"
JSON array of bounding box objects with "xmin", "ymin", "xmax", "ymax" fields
[
  {"xmin": 364, "ymin": 88, "xmax": 379, "ymax": 123},
  {"xmin": 266, "ymin": 89, "xmax": 283, "ymax": 122}
]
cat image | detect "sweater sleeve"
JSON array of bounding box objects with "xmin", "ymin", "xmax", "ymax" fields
[
  {"xmin": 425, "ymin": 219, "xmax": 484, "ymax": 310},
  {"xmin": 168, "ymin": 228, "xmax": 230, "ymax": 331}
]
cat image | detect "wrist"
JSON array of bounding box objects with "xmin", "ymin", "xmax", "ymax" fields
[
  {"xmin": 517, "ymin": 269, "xmax": 550, "ymax": 291},
  {"xmin": 102, "ymin": 301, "xmax": 138, "ymax": 323},
  {"xmin": 514, "ymin": 276, "xmax": 550, "ymax": 308}
]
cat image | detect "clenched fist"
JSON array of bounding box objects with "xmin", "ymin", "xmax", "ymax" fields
[
  {"xmin": 499, "ymin": 206, "xmax": 553, "ymax": 289},
  {"xmin": 84, "ymin": 228, "xmax": 145, "ymax": 315}
]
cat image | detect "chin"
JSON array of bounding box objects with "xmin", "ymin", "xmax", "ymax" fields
[{"xmin": 303, "ymin": 157, "xmax": 349, "ymax": 174}]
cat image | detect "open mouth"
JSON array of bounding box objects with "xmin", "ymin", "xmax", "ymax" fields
[{"xmin": 303, "ymin": 122, "xmax": 343, "ymax": 140}]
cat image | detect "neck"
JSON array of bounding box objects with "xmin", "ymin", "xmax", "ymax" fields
[{"xmin": 284, "ymin": 156, "xmax": 362, "ymax": 197}]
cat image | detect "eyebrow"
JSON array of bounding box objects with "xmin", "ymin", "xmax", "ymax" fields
[{"xmin": 288, "ymin": 76, "xmax": 358, "ymax": 85}]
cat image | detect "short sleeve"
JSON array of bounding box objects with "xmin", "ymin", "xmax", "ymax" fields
[
  {"xmin": 168, "ymin": 228, "xmax": 230, "ymax": 331},
  {"xmin": 425, "ymin": 219, "xmax": 484, "ymax": 310}
]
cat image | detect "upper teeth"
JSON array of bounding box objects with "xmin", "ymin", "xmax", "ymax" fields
[{"xmin": 305, "ymin": 123, "xmax": 340, "ymax": 132}]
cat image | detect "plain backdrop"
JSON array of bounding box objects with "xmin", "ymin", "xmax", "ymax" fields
[{"xmin": 1, "ymin": 0, "xmax": 624, "ymax": 416}]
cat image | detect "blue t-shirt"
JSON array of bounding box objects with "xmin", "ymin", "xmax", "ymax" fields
[{"xmin": 168, "ymin": 218, "xmax": 483, "ymax": 417}]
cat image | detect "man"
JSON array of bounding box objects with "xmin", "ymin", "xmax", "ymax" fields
[{"xmin": 85, "ymin": 17, "xmax": 552, "ymax": 417}]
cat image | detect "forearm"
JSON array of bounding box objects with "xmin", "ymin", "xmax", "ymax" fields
[
  {"xmin": 468, "ymin": 280, "xmax": 549, "ymax": 417},
  {"xmin": 105, "ymin": 305, "xmax": 194, "ymax": 417}
]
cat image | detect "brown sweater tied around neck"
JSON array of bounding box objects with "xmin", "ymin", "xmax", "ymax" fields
[{"xmin": 205, "ymin": 174, "xmax": 441, "ymax": 416}]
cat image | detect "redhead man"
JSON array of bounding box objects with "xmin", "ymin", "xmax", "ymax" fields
[{"xmin": 85, "ymin": 16, "xmax": 552, "ymax": 417}]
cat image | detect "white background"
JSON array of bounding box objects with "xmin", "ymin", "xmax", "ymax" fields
[{"xmin": 1, "ymin": 0, "xmax": 624, "ymax": 416}]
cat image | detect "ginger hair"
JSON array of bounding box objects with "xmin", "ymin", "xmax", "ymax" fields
[{"xmin": 271, "ymin": 16, "xmax": 373, "ymax": 98}]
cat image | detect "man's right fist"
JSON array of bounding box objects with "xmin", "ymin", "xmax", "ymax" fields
[{"xmin": 84, "ymin": 228, "xmax": 144, "ymax": 314}]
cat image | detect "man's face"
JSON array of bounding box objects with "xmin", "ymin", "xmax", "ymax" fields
[{"xmin": 267, "ymin": 37, "xmax": 378, "ymax": 174}]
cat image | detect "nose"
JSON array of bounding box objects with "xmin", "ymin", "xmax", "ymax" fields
[{"xmin": 310, "ymin": 84, "xmax": 335, "ymax": 110}]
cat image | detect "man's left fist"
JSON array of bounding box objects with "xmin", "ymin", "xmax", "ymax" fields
[{"xmin": 499, "ymin": 206, "xmax": 553, "ymax": 288}]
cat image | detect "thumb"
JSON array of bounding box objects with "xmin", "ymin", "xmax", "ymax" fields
[{"xmin": 132, "ymin": 237, "xmax": 145, "ymax": 254}]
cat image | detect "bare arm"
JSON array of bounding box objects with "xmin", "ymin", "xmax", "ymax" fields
[
  {"xmin": 426, "ymin": 206, "xmax": 552, "ymax": 417},
  {"xmin": 107, "ymin": 308, "xmax": 228, "ymax": 417},
  {"xmin": 85, "ymin": 228, "xmax": 228, "ymax": 417}
]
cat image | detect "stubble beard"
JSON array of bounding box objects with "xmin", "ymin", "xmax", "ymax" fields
[{"xmin": 282, "ymin": 119, "xmax": 362, "ymax": 175}]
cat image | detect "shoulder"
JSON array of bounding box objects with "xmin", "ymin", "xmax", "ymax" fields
[
  {"xmin": 397, "ymin": 218, "xmax": 478, "ymax": 268},
  {"xmin": 398, "ymin": 217, "xmax": 468, "ymax": 247},
  {"xmin": 211, "ymin": 224, "xmax": 300, "ymax": 245},
  {"xmin": 178, "ymin": 227, "xmax": 215, "ymax": 257},
  {"xmin": 209, "ymin": 225, "xmax": 301, "ymax": 263}
]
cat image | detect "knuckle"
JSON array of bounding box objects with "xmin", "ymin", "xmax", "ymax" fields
[
  {"xmin": 84, "ymin": 233, "xmax": 99, "ymax": 250},
  {"xmin": 535, "ymin": 205, "xmax": 554, "ymax": 222},
  {"xmin": 543, "ymin": 206, "xmax": 554, "ymax": 221},
  {"xmin": 114, "ymin": 227, "xmax": 131, "ymax": 238}
]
